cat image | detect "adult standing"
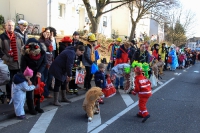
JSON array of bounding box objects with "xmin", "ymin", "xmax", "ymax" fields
[
  {"xmin": 21, "ymin": 38, "xmax": 47, "ymax": 114},
  {"xmin": 49, "ymin": 45, "xmax": 85, "ymax": 106},
  {"xmin": 0, "ymin": 20, "xmax": 24, "ymax": 102},
  {"xmin": 59, "ymin": 36, "xmax": 72, "ymax": 54},
  {"xmin": 168, "ymin": 44, "xmax": 178, "ymax": 71},
  {"xmin": 133, "ymin": 44, "xmax": 149, "ymax": 63},
  {"xmin": 159, "ymin": 43, "xmax": 167, "ymax": 70},
  {"xmin": 47, "ymin": 26, "xmax": 58, "ymax": 58},
  {"xmin": 14, "ymin": 20, "xmax": 28, "ymax": 44},
  {"xmin": 72, "ymin": 31, "xmax": 84, "ymax": 47},
  {"xmin": 82, "ymin": 33, "xmax": 97, "ymax": 90}
]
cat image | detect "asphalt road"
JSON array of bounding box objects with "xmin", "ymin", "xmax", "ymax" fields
[{"xmin": 1, "ymin": 62, "xmax": 200, "ymax": 133}]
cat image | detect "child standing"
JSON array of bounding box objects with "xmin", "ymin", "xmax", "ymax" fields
[
  {"xmin": 131, "ymin": 66, "xmax": 152, "ymax": 123},
  {"xmin": 11, "ymin": 67, "xmax": 36, "ymax": 119},
  {"xmin": 94, "ymin": 63, "xmax": 106, "ymax": 104}
]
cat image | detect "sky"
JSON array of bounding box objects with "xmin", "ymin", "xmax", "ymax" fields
[{"xmin": 179, "ymin": 0, "xmax": 200, "ymax": 37}]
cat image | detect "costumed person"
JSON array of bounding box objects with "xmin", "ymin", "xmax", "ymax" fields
[
  {"xmin": 0, "ymin": 20, "xmax": 24, "ymax": 103},
  {"xmin": 168, "ymin": 44, "xmax": 178, "ymax": 71},
  {"xmin": 82, "ymin": 87, "xmax": 104, "ymax": 122},
  {"xmin": 152, "ymin": 44, "xmax": 159, "ymax": 60},
  {"xmin": 133, "ymin": 44, "xmax": 149, "ymax": 64},
  {"xmin": 10, "ymin": 67, "xmax": 35, "ymax": 119},
  {"xmin": 94, "ymin": 63, "xmax": 106, "ymax": 104},
  {"xmin": 68, "ymin": 52, "xmax": 82, "ymax": 96},
  {"xmin": 59, "ymin": 36, "xmax": 72, "ymax": 54},
  {"xmin": 114, "ymin": 41, "xmax": 131, "ymax": 90},
  {"xmin": 49, "ymin": 45, "xmax": 85, "ymax": 106},
  {"xmin": 82, "ymin": 33, "xmax": 97, "ymax": 91},
  {"xmin": 21, "ymin": 38, "xmax": 47, "ymax": 114},
  {"xmin": 110, "ymin": 38, "xmax": 121, "ymax": 68},
  {"xmin": 131, "ymin": 66, "xmax": 152, "ymax": 123},
  {"xmin": 158, "ymin": 43, "xmax": 167, "ymax": 70},
  {"xmin": 178, "ymin": 52, "xmax": 185, "ymax": 69},
  {"xmin": 129, "ymin": 39, "xmax": 138, "ymax": 64}
]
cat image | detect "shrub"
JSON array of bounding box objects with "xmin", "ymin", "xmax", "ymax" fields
[{"xmin": 0, "ymin": 15, "xmax": 5, "ymax": 25}]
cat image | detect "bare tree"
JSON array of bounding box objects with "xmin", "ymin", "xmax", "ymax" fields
[
  {"xmin": 127, "ymin": 0, "xmax": 178, "ymax": 41},
  {"xmin": 82, "ymin": 0, "xmax": 135, "ymax": 33}
]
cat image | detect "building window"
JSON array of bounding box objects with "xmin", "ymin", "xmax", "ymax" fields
[{"xmin": 58, "ymin": 3, "xmax": 65, "ymax": 18}]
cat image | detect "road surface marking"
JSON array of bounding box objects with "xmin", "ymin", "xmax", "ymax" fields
[
  {"xmin": 194, "ymin": 71, "xmax": 199, "ymax": 73},
  {"xmin": 118, "ymin": 89, "xmax": 134, "ymax": 107},
  {"xmin": 87, "ymin": 112, "xmax": 101, "ymax": 132},
  {"xmin": 90, "ymin": 78, "xmax": 174, "ymax": 133},
  {"xmin": 29, "ymin": 108, "xmax": 58, "ymax": 133},
  {"xmin": 178, "ymin": 73, "xmax": 182, "ymax": 75}
]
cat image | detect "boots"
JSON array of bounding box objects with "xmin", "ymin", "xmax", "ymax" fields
[
  {"xmin": 35, "ymin": 98, "xmax": 44, "ymax": 113},
  {"xmin": 61, "ymin": 90, "xmax": 71, "ymax": 103},
  {"xmin": 27, "ymin": 99, "xmax": 37, "ymax": 115},
  {"xmin": 54, "ymin": 92, "xmax": 61, "ymax": 106}
]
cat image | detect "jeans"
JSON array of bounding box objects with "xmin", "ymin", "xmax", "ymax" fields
[
  {"xmin": 115, "ymin": 77, "xmax": 124, "ymax": 87},
  {"xmin": 42, "ymin": 68, "xmax": 53, "ymax": 97}
]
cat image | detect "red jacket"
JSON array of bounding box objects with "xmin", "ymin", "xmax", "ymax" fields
[
  {"xmin": 152, "ymin": 50, "xmax": 159, "ymax": 60},
  {"xmin": 132, "ymin": 74, "xmax": 152, "ymax": 95}
]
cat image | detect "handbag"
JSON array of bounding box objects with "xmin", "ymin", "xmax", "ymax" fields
[
  {"xmin": 75, "ymin": 69, "xmax": 85, "ymax": 84},
  {"xmin": 150, "ymin": 71, "xmax": 157, "ymax": 88}
]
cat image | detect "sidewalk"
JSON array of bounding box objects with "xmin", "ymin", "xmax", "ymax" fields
[{"xmin": 0, "ymin": 84, "xmax": 88, "ymax": 122}]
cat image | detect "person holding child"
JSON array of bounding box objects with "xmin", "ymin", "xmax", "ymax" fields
[
  {"xmin": 131, "ymin": 66, "xmax": 152, "ymax": 123},
  {"xmin": 11, "ymin": 67, "xmax": 36, "ymax": 119}
]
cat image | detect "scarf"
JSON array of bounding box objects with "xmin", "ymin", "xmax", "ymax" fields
[
  {"xmin": 6, "ymin": 31, "xmax": 18, "ymax": 61},
  {"xmin": 29, "ymin": 53, "xmax": 41, "ymax": 60}
]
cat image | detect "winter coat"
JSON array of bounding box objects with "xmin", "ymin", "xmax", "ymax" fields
[
  {"xmin": 133, "ymin": 49, "xmax": 149, "ymax": 63},
  {"xmin": 72, "ymin": 39, "xmax": 84, "ymax": 47},
  {"xmin": 110, "ymin": 44, "xmax": 120, "ymax": 61},
  {"xmin": 152, "ymin": 50, "xmax": 159, "ymax": 60},
  {"xmin": 158, "ymin": 47, "xmax": 166, "ymax": 61},
  {"xmin": 115, "ymin": 45, "xmax": 130, "ymax": 66},
  {"xmin": 132, "ymin": 74, "xmax": 152, "ymax": 96},
  {"xmin": 129, "ymin": 45, "xmax": 137, "ymax": 64},
  {"xmin": 94, "ymin": 71, "xmax": 106, "ymax": 89},
  {"xmin": 11, "ymin": 73, "xmax": 35, "ymax": 116},
  {"xmin": 110, "ymin": 63, "xmax": 130, "ymax": 78},
  {"xmin": 49, "ymin": 46, "xmax": 76, "ymax": 82},
  {"xmin": 168, "ymin": 49, "xmax": 178, "ymax": 70},
  {"xmin": 0, "ymin": 31, "xmax": 24, "ymax": 70},
  {"xmin": 14, "ymin": 27, "xmax": 28, "ymax": 44},
  {"xmin": 82, "ymin": 44, "xmax": 93, "ymax": 67},
  {"xmin": 20, "ymin": 42, "xmax": 47, "ymax": 83}
]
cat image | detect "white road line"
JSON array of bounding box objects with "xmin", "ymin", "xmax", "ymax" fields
[
  {"xmin": 178, "ymin": 73, "xmax": 182, "ymax": 76},
  {"xmin": 118, "ymin": 89, "xmax": 134, "ymax": 107},
  {"xmin": 29, "ymin": 108, "xmax": 58, "ymax": 133},
  {"xmin": 90, "ymin": 78, "xmax": 174, "ymax": 133},
  {"xmin": 87, "ymin": 112, "xmax": 101, "ymax": 132}
]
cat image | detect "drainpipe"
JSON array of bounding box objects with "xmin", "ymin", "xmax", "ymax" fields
[{"xmin": 49, "ymin": 0, "xmax": 51, "ymax": 26}]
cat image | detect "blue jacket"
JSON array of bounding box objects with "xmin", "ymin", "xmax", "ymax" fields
[
  {"xmin": 94, "ymin": 71, "xmax": 106, "ymax": 89},
  {"xmin": 49, "ymin": 46, "xmax": 75, "ymax": 82}
]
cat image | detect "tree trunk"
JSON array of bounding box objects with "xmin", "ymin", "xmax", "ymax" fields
[
  {"xmin": 91, "ymin": 17, "xmax": 100, "ymax": 33},
  {"xmin": 129, "ymin": 22, "xmax": 137, "ymax": 41}
]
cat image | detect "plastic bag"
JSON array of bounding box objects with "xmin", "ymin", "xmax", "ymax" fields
[
  {"xmin": 150, "ymin": 72, "xmax": 157, "ymax": 87},
  {"xmin": 91, "ymin": 63, "xmax": 98, "ymax": 74},
  {"xmin": 95, "ymin": 50, "xmax": 100, "ymax": 60},
  {"xmin": 75, "ymin": 69, "xmax": 85, "ymax": 84}
]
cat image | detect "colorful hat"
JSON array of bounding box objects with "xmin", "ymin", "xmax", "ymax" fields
[
  {"xmin": 23, "ymin": 66, "xmax": 33, "ymax": 77},
  {"xmin": 61, "ymin": 36, "xmax": 72, "ymax": 43},
  {"xmin": 116, "ymin": 37, "xmax": 122, "ymax": 42},
  {"xmin": 88, "ymin": 33, "xmax": 97, "ymax": 42}
]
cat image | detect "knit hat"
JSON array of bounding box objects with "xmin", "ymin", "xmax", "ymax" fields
[
  {"xmin": 23, "ymin": 66, "xmax": 33, "ymax": 77},
  {"xmin": 134, "ymin": 66, "xmax": 143, "ymax": 74},
  {"xmin": 73, "ymin": 31, "xmax": 79, "ymax": 36}
]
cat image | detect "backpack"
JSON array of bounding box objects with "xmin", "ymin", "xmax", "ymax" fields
[{"xmin": 0, "ymin": 60, "xmax": 10, "ymax": 85}]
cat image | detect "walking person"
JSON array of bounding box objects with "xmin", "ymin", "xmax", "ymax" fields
[
  {"xmin": 0, "ymin": 20, "xmax": 24, "ymax": 103},
  {"xmin": 49, "ymin": 45, "xmax": 85, "ymax": 106}
]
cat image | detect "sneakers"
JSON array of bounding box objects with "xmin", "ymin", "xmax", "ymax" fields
[{"xmin": 17, "ymin": 115, "xmax": 26, "ymax": 120}]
